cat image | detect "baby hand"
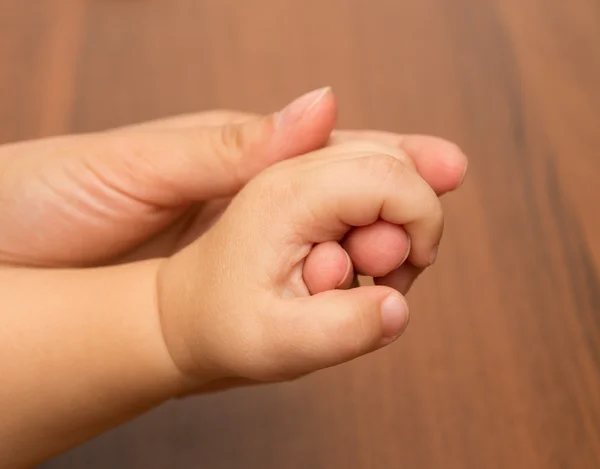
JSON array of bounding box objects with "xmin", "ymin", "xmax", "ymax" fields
[{"xmin": 157, "ymin": 140, "xmax": 442, "ymax": 386}]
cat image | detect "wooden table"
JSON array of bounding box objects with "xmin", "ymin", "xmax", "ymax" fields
[{"xmin": 2, "ymin": 1, "xmax": 599, "ymax": 467}]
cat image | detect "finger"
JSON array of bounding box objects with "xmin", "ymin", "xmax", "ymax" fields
[
  {"xmin": 268, "ymin": 287, "xmax": 409, "ymax": 376},
  {"xmin": 342, "ymin": 220, "xmax": 410, "ymax": 277},
  {"xmin": 303, "ymin": 241, "xmax": 354, "ymax": 294},
  {"xmin": 282, "ymin": 139, "xmax": 416, "ymax": 169},
  {"xmin": 121, "ymin": 117, "xmax": 468, "ymax": 197},
  {"xmin": 256, "ymin": 143, "xmax": 443, "ymax": 268},
  {"xmin": 117, "ymin": 110, "xmax": 258, "ymax": 132},
  {"xmin": 120, "ymin": 118, "xmax": 468, "ymax": 198},
  {"xmin": 331, "ymin": 131, "xmax": 467, "ymax": 195},
  {"xmin": 375, "ymin": 263, "xmax": 425, "ymax": 295},
  {"xmin": 85, "ymin": 87, "xmax": 337, "ymax": 206}
]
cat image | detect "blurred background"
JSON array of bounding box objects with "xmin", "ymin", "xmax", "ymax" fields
[{"xmin": 1, "ymin": 1, "xmax": 599, "ymax": 468}]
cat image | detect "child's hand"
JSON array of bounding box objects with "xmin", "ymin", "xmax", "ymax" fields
[
  {"xmin": 0, "ymin": 93, "xmax": 467, "ymax": 465},
  {"xmin": 158, "ymin": 140, "xmax": 443, "ymax": 387}
]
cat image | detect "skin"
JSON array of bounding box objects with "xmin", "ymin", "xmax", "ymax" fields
[
  {"xmin": 0, "ymin": 88, "xmax": 467, "ymax": 467},
  {"xmin": 0, "ymin": 88, "xmax": 466, "ymax": 287},
  {"xmin": 158, "ymin": 140, "xmax": 445, "ymax": 381}
]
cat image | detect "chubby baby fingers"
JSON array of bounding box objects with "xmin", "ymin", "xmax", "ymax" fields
[{"xmin": 242, "ymin": 146, "xmax": 443, "ymax": 268}]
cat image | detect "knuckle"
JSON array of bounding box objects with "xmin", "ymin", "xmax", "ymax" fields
[
  {"xmin": 208, "ymin": 124, "xmax": 245, "ymax": 187},
  {"xmin": 219, "ymin": 122, "xmax": 246, "ymax": 152},
  {"xmin": 363, "ymin": 153, "xmax": 408, "ymax": 185}
]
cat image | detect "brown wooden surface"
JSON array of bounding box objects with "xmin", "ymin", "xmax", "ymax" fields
[{"xmin": 2, "ymin": 1, "xmax": 600, "ymax": 468}]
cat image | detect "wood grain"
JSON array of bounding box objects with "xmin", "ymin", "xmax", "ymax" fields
[{"xmin": 1, "ymin": 0, "xmax": 599, "ymax": 467}]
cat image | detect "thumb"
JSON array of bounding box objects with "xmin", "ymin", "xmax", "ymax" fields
[
  {"xmin": 92, "ymin": 87, "xmax": 337, "ymax": 206},
  {"xmin": 268, "ymin": 287, "xmax": 409, "ymax": 378}
]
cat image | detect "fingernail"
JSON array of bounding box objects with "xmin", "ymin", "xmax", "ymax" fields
[
  {"xmin": 380, "ymin": 294, "xmax": 409, "ymax": 339},
  {"xmin": 459, "ymin": 164, "xmax": 468, "ymax": 187},
  {"xmin": 275, "ymin": 87, "xmax": 331, "ymax": 129},
  {"xmin": 393, "ymin": 237, "xmax": 411, "ymax": 270},
  {"xmin": 336, "ymin": 250, "xmax": 353, "ymax": 289},
  {"xmin": 430, "ymin": 245, "xmax": 439, "ymax": 265}
]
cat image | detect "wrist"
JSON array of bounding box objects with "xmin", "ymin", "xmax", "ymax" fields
[
  {"xmin": 139, "ymin": 258, "xmax": 204, "ymax": 396},
  {"xmin": 155, "ymin": 252, "xmax": 226, "ymax": 393}
]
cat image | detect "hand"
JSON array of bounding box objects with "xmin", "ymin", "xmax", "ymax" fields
[
  {"xmin": 157, "ymin": 140, "xmax": 443, "ymax": 387},
  {"xmin": 0, "ymin": 88, "xmax": 467, "ymax": 293}
]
